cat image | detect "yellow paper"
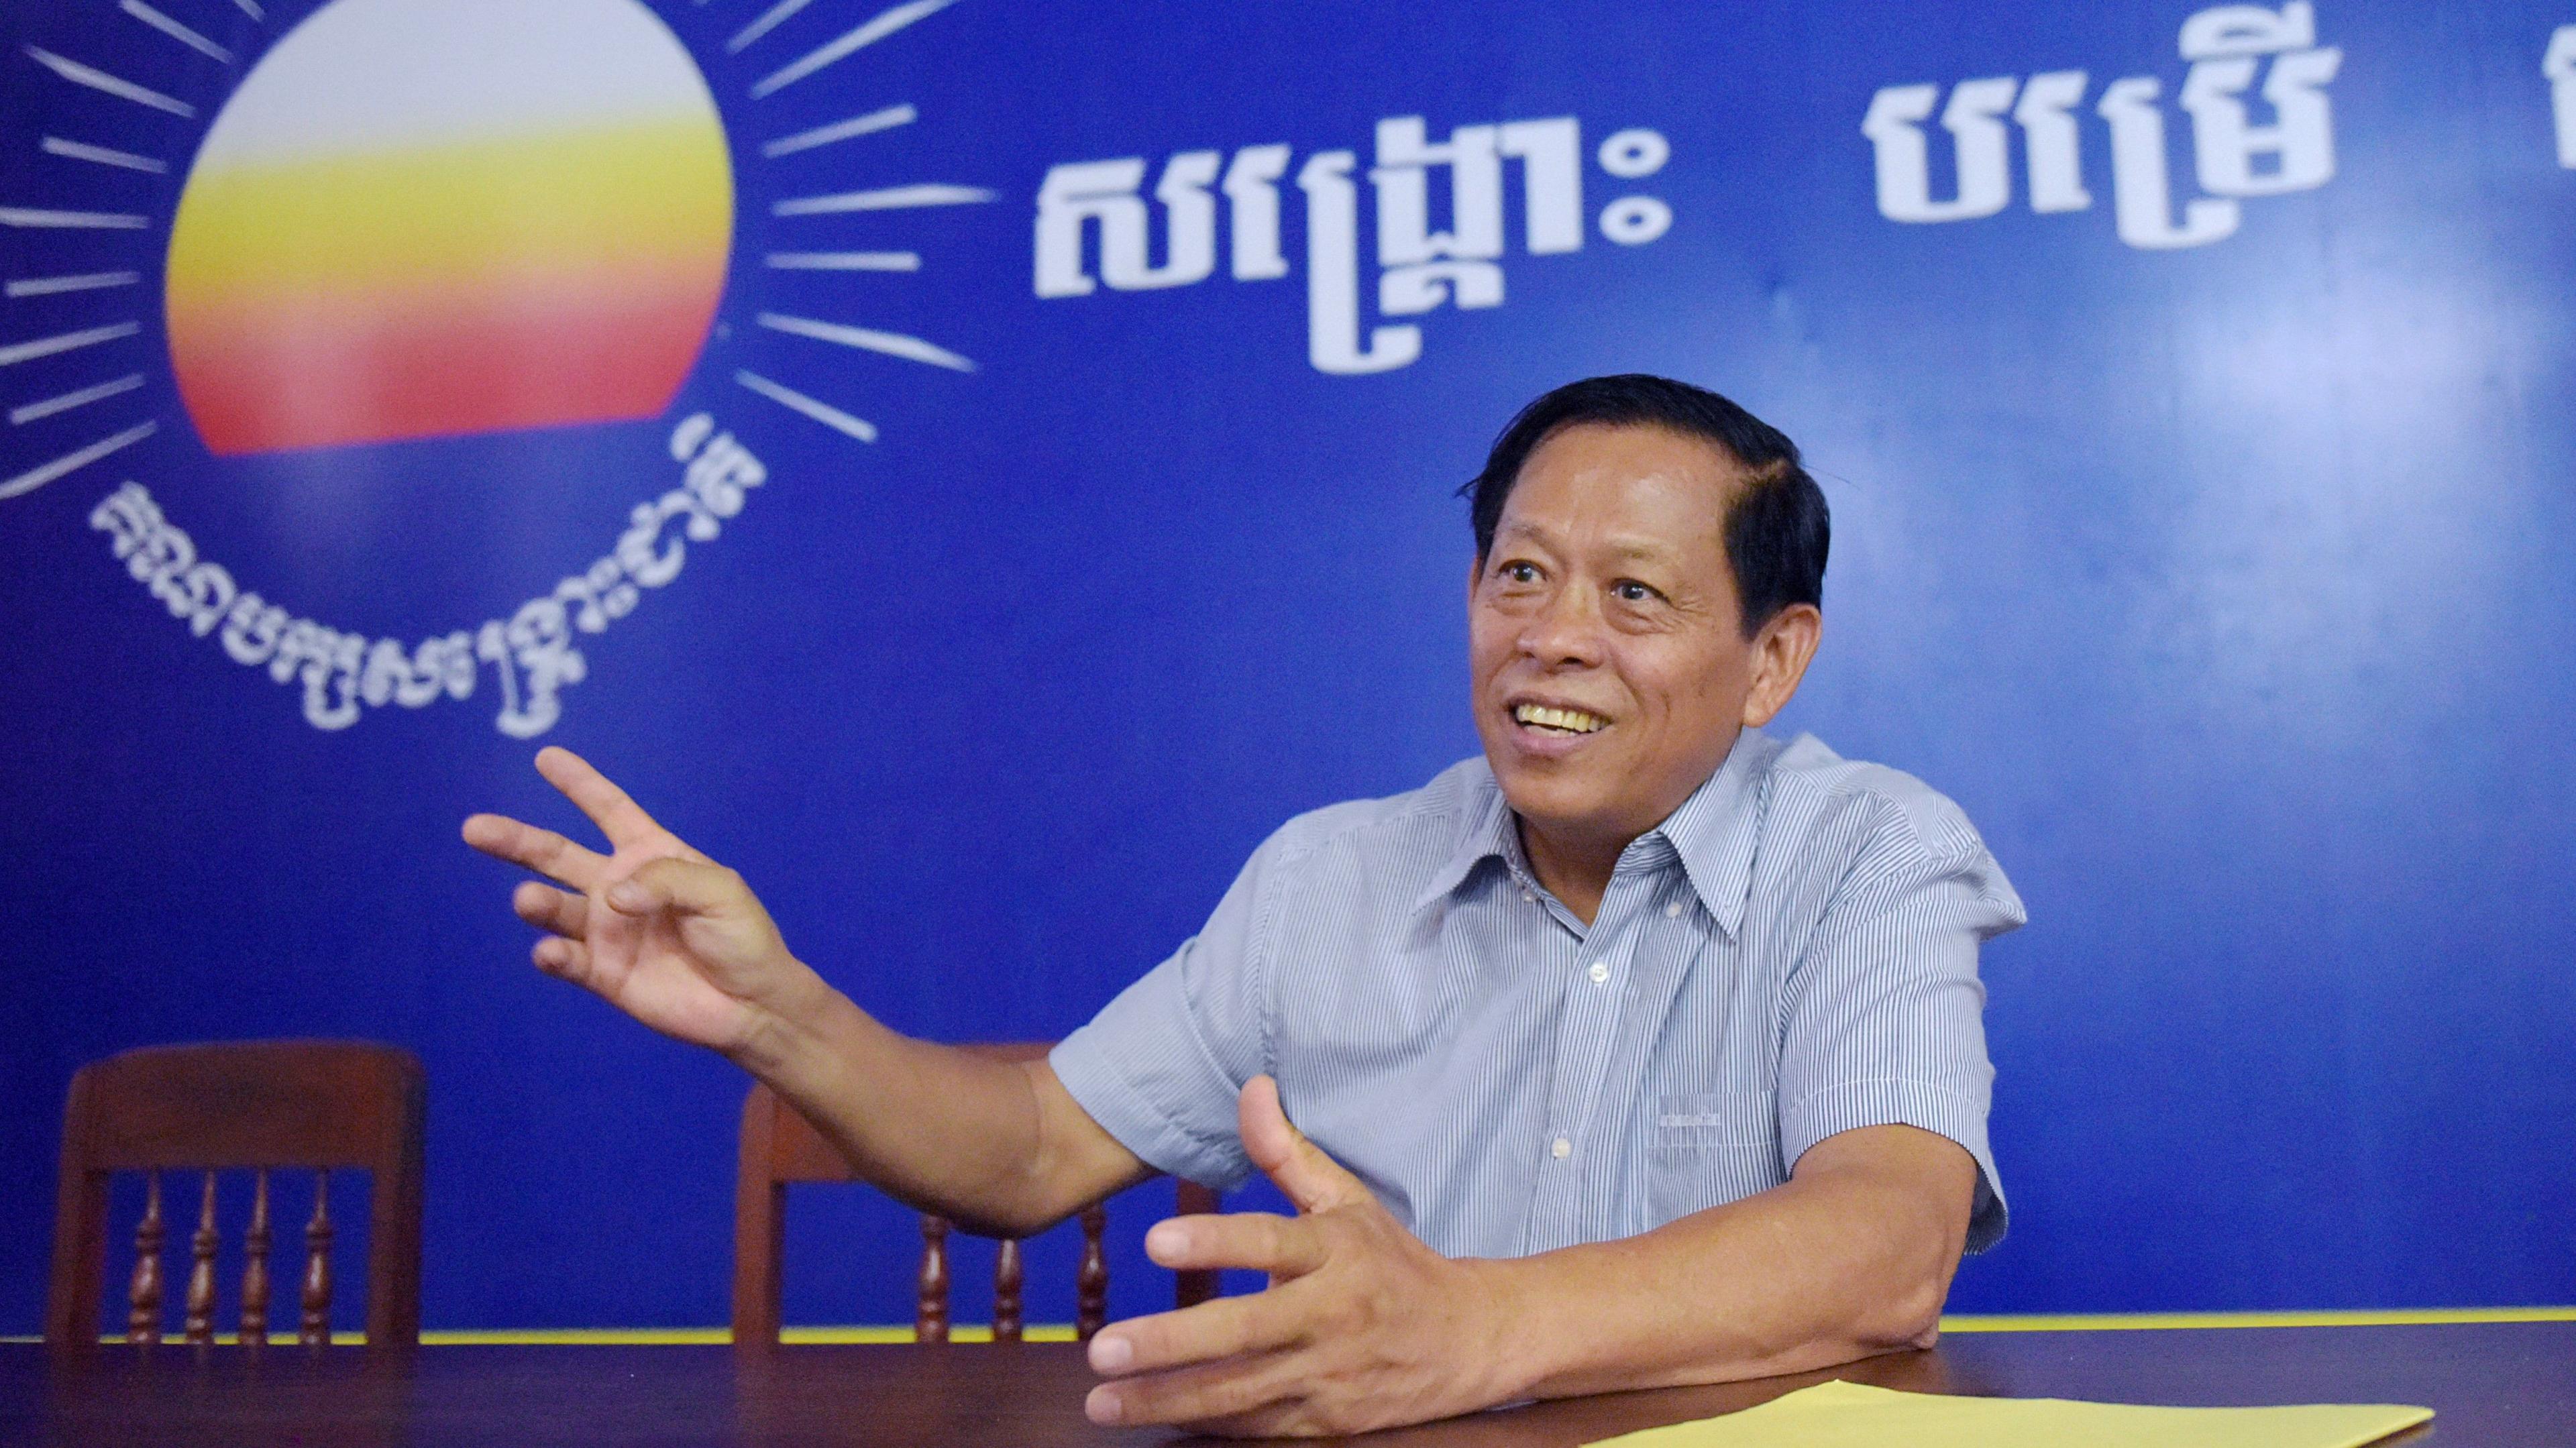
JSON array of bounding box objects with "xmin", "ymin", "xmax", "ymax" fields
[{"xmin": 1587, "ymin": 1380, "xmax": 2432, "ymax": 1448}]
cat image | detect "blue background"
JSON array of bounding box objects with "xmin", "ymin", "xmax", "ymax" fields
[{"xmin": 3, "ymin": 0, "xmax": 2571, "ymax": 1333}]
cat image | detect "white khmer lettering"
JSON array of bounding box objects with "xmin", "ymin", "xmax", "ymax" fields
[
  {"xmin": 89, "ymin": 412, "xmax": 765, "ymax": 737},
  {"xmin": 1032, "ymin": 113, "xmax": 1671, "ymax": 375},
  {"xmin": 1864, "ymin": 3, "xmax": 2341, "ymax": 252}
]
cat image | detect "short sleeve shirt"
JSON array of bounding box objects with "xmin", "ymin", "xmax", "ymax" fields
[{"xmin": 1050, "ymin": 727, "xmax": 2026, "ymax": 1257}]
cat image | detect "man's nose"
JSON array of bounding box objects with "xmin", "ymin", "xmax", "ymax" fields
[{"xmin": 1519, "ymin": 583, "xmax": 1606, "ymax": 668}]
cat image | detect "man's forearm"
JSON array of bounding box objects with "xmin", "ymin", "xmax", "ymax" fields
[
  {"xmin": 1477, "ymin": 1126, "xmax": 1974, "ymax": 1403},
  {"xmin": 728, "ymin": 970, "xmax": 1145, "ymax": 1235}
]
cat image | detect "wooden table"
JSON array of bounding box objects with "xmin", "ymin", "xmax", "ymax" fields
[{"xmin": 5, "ymin": 1323, "xmax": 2570, "ymax": 1445}]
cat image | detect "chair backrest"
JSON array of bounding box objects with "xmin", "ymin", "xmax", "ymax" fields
[
  {"xmin": 733, "ymin": 1043, "xmax": 1220, "ymax": 1348},
  {"xmin": 44, "ymin": 1040, "xmax": 426, "ymax": 1349}
]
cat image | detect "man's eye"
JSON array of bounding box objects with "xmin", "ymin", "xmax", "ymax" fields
[
  {"xmin": 1613, "ymin": 580, "xmax": 1658, "ymax": 602},
  {"xmin": 1499, "ymin": 562, "xmax": 1540, "ymax": 583}
]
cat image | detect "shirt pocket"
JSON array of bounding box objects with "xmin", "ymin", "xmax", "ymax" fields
[{"xmin": 1646, "ymin": 1091, "xmax": 1783, "ymax": 1227}]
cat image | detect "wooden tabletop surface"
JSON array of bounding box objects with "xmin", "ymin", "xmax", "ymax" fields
[{"xmin": 6, "ymin": 1322, "xmax": 2571, "ymax": 1445}]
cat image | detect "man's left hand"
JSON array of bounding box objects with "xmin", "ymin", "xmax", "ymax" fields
[{"xmin": 1083, "ymin": 1076, "xmax": 1523, "ymax": 1437}]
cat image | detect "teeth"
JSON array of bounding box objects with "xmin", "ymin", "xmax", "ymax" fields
[{"xmin": 1514, "ymin": 704, "xmax": 1606, "ymax": 734}]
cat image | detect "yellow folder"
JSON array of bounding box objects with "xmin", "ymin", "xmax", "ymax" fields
[{"xmin": 1587, "ymin": 1380, "xmax": 2432, "ymax": 1448}]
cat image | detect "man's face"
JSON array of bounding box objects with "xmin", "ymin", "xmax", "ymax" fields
[{"xmin": 1468, "ymin": 423, "xmax": 1769, "ymax": 850}]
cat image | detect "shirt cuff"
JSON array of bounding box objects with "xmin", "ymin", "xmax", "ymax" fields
[
  {"xmin": 1047, "ymin": 1030, "xmax": 1251, "ymax": 1192},
  {"xmin": 1781, "ymin": 1077, "xmax": 2008, "ymax": 1254}
]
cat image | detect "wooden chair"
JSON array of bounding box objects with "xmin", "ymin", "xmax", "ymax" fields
[
  {"xmin": 44, "ymin": 1040, "xmax": 426, "ymax": 1350},
  {"xmin": 733, "ymin": 1042, "xmax": 1220, "ymax": 1349}
]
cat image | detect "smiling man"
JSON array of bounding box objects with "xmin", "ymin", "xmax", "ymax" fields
[{"xmin": 465, "ymin": 374, "xmax": 2023, "ymax": 1437}]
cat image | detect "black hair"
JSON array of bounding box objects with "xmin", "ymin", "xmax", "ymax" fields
[{"xmin": 1463, "ymin": 374, "xmax": 1829, "ymax": 636}]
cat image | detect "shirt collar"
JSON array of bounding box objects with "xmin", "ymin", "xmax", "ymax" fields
[
  {"xmin": 1410, "ymin": 728, "xmax": 1776, "ymax": 938},
  {"xmin": 1409, "ymin": 762, "xmax": 1521, "ymax": 913},
  {"xmin": 1652, "ymin": 726, "xmax": 1774, "ymax": 940}
]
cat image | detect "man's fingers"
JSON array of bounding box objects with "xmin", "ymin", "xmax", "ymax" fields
[
  {"xmin": 1239, "ymin": 1075, "xmax": 1373, "ymax": 1214},
  {"xmin": 606, "ymin": 856, "xmax": 742, "ymax": 920},
  {"xmin": 533, "ymin": 746, "xmax": 671, "ymax": 850},
  {"xmin": 462, "ymin": 814, "xmax": 608, "ymax": 891},
  {"xmin": 1140, "ymin": 1211, "xmax": 1327, "ymax": 1278},
  {"xmin": 1084, "ymin": 1347, "xmax": 1304, "ymax": 1430},
  {"xmin": 1087, "ymin": 1290, "xmax": 1304, "ymax": 1380},
  {"xmin": 531, "ymin": 934, "xmax": 593, "ymax": 986},
  {"xmin": 511, "ymin": 881, "xmax": 586, "ymax": 939}
]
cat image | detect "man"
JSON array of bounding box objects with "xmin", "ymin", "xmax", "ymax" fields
[{"xmin": 464, "ymin": 374, "xmax": 2023, "ymax": 1436}]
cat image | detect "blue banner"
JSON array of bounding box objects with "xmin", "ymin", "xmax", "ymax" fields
[{"xmin": 3, "ymin": 0, "xmax": 2571, "ymax": 1331}]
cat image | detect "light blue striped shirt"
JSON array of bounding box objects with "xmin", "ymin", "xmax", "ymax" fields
[{"xmin": 1052, "ymin": 726, "xmax": 2025, "ymax": 1257}]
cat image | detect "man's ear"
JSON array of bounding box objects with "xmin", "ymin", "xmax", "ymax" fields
[{"xmin": 1741, "ymin": 603, "xmax": 1822, "ymax": 728}]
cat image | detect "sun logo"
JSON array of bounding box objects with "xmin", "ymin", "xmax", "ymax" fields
[
  {"xmin": 164, "ymin": 0, "xmax": 735, "ymax": 454},
  {"xmin": 5, "ymin": 0, "xmax": 991, "ymax": 734}
]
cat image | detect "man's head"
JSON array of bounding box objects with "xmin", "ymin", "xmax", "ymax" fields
[{"xmin": 1465, "ymin": 375, "xmax": 1828, "ymax": 858}]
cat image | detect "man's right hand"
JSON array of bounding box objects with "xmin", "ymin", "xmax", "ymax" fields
[
  {"xmin": 462, "ymin": 746, "xmax": 821, "ymax": 1060},
  {"xmin": 464, "ymin": 745, "xmax": 1152, "ymax": 1237}
]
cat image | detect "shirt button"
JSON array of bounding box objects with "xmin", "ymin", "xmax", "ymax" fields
[
  {"xmin": 1550, "ymin": 1137, "xmax": 1572, "ymax": 1160},
  {"xmin": 1665, "ymin": 899, "xmax": 1685, "ymax": 919},
  {"xmin": 1521, "ymin": 889, "xmax": 1536, "ymax": 903},
  {"xmin": 1587, "ymin": 962, "xmax": 1609, "ymax": 985}
]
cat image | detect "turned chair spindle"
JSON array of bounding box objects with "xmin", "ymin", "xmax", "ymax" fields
[
  {"xmin": 301, "ymin": 1170, "xmax": 334, "ymax": 1345},
  {"xmin": 184, "ymin": 1172, "xmax": 220, "ymax": 1344},
  {"xmin": 916, "ymin": 1215, "xmax": 951, "ymax": 1342},
  {"xmin": 125, "ymin": 1172, "xmax": 164, "ymax": 1345},
  {"xmin": 240, "ymin": 1170, "xmax": 272, "ymax": 1346},
  {"xmin": 1075, "ymin": 1203, "xmax": 1110, "ymax": 1341},
  {"xmin": 992, "ymin": 1237, "xmax": 1026, "ymax": 1343}
]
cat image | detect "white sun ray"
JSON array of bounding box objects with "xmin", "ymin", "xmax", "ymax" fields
[
  {"xmin": 9, "ymin": 374, "xmax": 144, "ymax": 426},
  {"xmin": 727, "ymin": 0, "xmax": 820, "ymax": 54},
  {"xmin": 40, "ymin": 136, "xmax": 169, "ymax": 173},
  {"xmin": 120, "ymin": 1, "xmax": 233, "ymax": 64},
  {"xmin": 771, "ymin": 182, "xmax": 990, "ymax": 217},
  {"xmin": 761, "ymin": 103, "xmax": 915, "ymax": 158},
  {"xmin": 0, "ymin": 419, "xmax": 155, "ymax": 502},
  {"xmin": 0, "ymin": 321, "xmax": 142, "ymax": 366},
  {"xmin": 0, "ymin": 206, "xmax": 152, "ymax": 229},
  {"xmin": 765, "ymin": 250, "xmax": 920, "ymax": 270},
  {"xmin": 231, "ymin": 0, "xmax": 263, "ymax": 18},
  {"xmin": 24, "ymin": 48, "xmax": 197, "ymax": 118},
  {"xmin": 735, "ymin": 369, "xmax": 877, "ymax": 441},
  {"xmin": 757, "ymin": 312, "xmax": 974, "ymax": 372},
  {"xmin": 749, "ymin": 0, "xmax": 954, "ymax": 100},
  {"xmin": 5, "ymin": 272, "xmax": 141, "ymax": 298}
]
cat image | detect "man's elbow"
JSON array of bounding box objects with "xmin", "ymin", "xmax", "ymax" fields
[
  {"xmin": 1750, "ymin": 1254, "xmax": 1949, "ymax": 1384},
  {"xmin": 1851, "ymin": 1260, "xmax": 1951, "ymax": 1351},
  {"xmin": 1794, "ymin": 1126, "xmax": 1976, "ymax": 1353},
  {"xmin": 1847, "ymin": 1199, "xmax": 1966, "ymax": 1351},
  {"xmin": 949, "ymin": 1155, "xmax": 1092, "ymax": 1238},
  {"xmin": 949, "ymin": 1201, "xmax": 1061, "ymax": 1240}
]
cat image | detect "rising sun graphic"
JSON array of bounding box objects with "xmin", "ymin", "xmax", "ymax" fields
[
  {"xmin": 3, "ymin": 0, "xmax": 994, "ymax": 733},
  {"xmin": 164, "ymin": 0, "xmax": 735, "ymax": 454}
]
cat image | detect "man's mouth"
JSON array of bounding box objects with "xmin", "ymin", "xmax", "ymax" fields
[{"xmin": 1513, "ymin": 703, "xmax": 1609, "ymax": 736}]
